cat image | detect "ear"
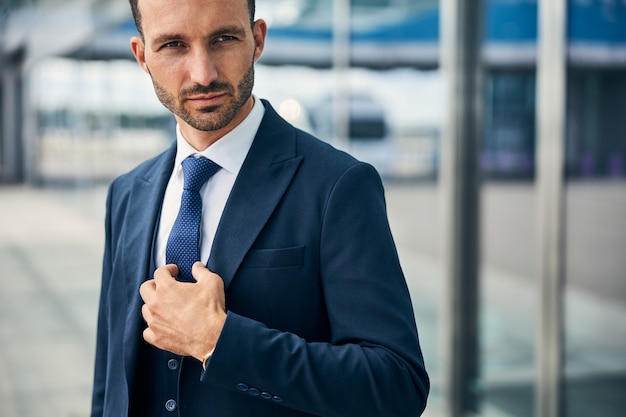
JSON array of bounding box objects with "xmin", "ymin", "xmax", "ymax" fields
[
  {"xmin": 130, "ymin": 36, "xmax": 150, "ymax": 74},
  {"xmin": 252, "ymin": 19, "xmax": 267, "ymax": 63}
]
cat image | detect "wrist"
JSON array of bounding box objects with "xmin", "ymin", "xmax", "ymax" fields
[{"xmin": 200, "ymin": 311, "xmax": 226, "ymax": 370}]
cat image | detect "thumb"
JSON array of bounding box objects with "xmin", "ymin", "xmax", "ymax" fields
[
  {"xmin": 191, "ymin": 262, "xmax": 221, "ymax": 283},
  {"xmin": 191, "ymin": 262, "xmax": 226, "ymax": 312}
]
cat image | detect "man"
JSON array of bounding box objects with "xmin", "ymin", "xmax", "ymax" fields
[{"xmin": 90, "ymin": 0, "xmax": 429, "ymax": 415}]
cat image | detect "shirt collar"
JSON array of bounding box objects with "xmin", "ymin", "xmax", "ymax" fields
[{"xmin": 174, "ymin": 96, "xmax": 265, "ymax": 176}]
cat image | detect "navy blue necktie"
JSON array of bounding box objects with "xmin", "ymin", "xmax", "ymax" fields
[{"xmin": 166, "ymin": 156, "xmax": 220, "ymax": 282}]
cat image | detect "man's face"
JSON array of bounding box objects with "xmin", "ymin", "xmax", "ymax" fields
[{"xmin": 131, "ymin": 0, "xmax": 265, "ymax": 134}]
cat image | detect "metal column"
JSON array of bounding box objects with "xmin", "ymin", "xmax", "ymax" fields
[
  {"xmin": 332, "ymin": 0, "xmax": 351, "ymax": 151},
  {"xmin": 0, "ymin": 48, "xmax": 25, "ymax": 183},
  {"xmin": 536, "ymin": 1, "xmax": 567, "ymax": 416},
  {"xmin": 439, "ymin": 0, "xmax": 484, "ymax": 416}
]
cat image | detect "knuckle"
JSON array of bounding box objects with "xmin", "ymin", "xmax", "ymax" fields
[{"xmin": 141, "ymin": 304, "xmax": 150, "ymax": 319}]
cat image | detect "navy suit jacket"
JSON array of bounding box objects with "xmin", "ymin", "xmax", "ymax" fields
[{"xmin": 91, "ymin": 101, "xmax": 429, "ymax": 417}]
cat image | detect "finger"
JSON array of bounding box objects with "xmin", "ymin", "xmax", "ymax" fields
[
  {"xmin": 155, "ymin": 264, "xmax": 178, "ymax": 278},
  {"xmin": 143, "ymin": 327, "xmax": 178, "ymax": 355},
  {"xmin": 141, "ymin": 304, "xmax": 152, "ymax": 323},
  {"xmin": 191, "ymin": 262, "xmax": 222, "ymax": 284},
  {"xmin": 139, "ymin": 279, "xmax": 156, "ymax": 302},
  {"xmin": 143, "ymin": 327, "xmax": 155, "ymax": 346},
  {"xmin": 143, "ymin": 327, "xmax": 168, "ymax": 352},
  {"xmin": 154, "ymin": 264, "xmax": 179, "ymax": 282},
  {"xmin": 192, "ymin": 263, "xmax": 226, "ymax": 312}
]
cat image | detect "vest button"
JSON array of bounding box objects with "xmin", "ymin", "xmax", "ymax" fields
[
  {"xmin": 165, "ymin": 399, "xmax": 177, "ymax": 412},
  {"xmin": 167, "ymin": 359, "xmax": 179, "ymax": 370}
]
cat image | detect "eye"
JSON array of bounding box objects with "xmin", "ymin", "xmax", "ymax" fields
[
  {"xmin": 162, "ymin": 40, "xmax": 185, "ymax": 49},
  {"xmin": 216, "ymin": 35, "xmax": 237, "ymax": 43}
]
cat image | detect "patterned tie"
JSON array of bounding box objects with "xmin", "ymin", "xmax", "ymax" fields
[{"xmin": 166, "ymin": 156, "xmax": 220, "ymax": 282}]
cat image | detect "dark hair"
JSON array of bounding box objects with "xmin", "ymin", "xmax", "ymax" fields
[{"xmin": 129, "ymin": 0, "xmax": 256, "ymax": 38}]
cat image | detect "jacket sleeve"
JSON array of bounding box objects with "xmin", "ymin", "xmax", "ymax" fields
[{"xmin": 202, "ymin": 162, "xmax": 429, "ymax": 417}]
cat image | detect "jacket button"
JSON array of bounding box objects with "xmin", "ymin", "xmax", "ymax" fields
[
  {"xmin": 167, "ymin": 359, "xmax": 179, "ymax": 370},
  {"xmin": 272, "ymin": 395, "xmax": 284, "ymax": 403},
  {"xmin": 236, "ymin": 383, "xmax": 249, "ymax": 392},
  {"xmin": 165, "ymin": 399, "xmax": 177, "ymax": 412},
  {"xmin": 261, "ymin": 391, "xmax": 272, "ymax": 400},
  {"xmin": 248, "ymin": 387, "xmax": 260, "ymax": 396}
]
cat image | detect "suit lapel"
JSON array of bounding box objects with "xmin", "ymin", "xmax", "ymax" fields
[
  {"xmin": 208, "ymin": 102, "xmax": 303, "ymax": 290},
  {"xmin": 122, "ymin": 143, "xmax": 176, "ymax": 383},
  {"xmin": 123, "ymin": 143, "xmax": 176, "ymax": 295}
]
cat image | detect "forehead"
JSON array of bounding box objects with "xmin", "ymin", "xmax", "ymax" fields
[{"xmin": 138, "ymin": 0, "xmax": 250, "ymax": 37}]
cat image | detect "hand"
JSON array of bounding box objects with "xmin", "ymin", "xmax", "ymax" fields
[{"xmin": 139, "ymin": 262, "xmax": 227, "ymax": 361}]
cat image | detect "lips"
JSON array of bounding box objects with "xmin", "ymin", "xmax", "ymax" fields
[{"xmin": 185, "ymin": 93, "xmax": 227, "ymax": 106}]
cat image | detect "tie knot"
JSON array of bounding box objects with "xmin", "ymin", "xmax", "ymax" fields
[{"xmin": 181, "ymin": 156, "xmax": 220, "ymax": 191}]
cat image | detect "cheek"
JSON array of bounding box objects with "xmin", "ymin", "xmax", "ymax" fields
[{"xmin": 148, "ymin": 62, "xmax": 185, "ymax": 91}]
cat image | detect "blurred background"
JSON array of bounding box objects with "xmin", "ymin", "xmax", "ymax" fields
[{"xmin": 0, "ymin": 0, "xmax": 624, "ymax": 416}]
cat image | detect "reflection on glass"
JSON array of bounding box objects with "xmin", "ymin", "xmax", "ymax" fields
[{"xmin": 564, "ymin": 68, "xmax": 626, "ymax": 417}]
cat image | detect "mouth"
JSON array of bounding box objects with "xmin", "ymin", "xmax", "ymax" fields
[{"xmin": 185, "ymin": 92, "xmax": 227, "ymax": 107}]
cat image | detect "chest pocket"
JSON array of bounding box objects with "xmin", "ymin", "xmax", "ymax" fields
[{"xmin": 240, "ymin": 246, "xmax": 305, "ymax": 269}]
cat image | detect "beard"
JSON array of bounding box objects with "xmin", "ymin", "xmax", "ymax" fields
[{"xmin": 151, "ymin": 62, "xmax": 255, "ymax": 132}]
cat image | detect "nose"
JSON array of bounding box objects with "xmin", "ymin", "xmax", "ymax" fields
[{"xmin": 187, "ymin": 48, "xmax": 219, "ymax": 87}]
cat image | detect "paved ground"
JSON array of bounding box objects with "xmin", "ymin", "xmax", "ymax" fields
[
  {"xmin": 0, "ymin": 181, "xmax": 624, "ymax": 417},
  {"xmin": 0, "ymin": 186, "xmax": 103, "ymax": 417}
]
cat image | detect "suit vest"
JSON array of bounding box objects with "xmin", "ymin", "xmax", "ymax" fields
[{"xmin": 129, "ymin": 219, "xmax": 211, "ymax": 416}]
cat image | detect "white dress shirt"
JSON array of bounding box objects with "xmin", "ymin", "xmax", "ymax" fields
[{"xmin": 154, "ymin": 97, "xmax": 265, "ymax": 269}]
